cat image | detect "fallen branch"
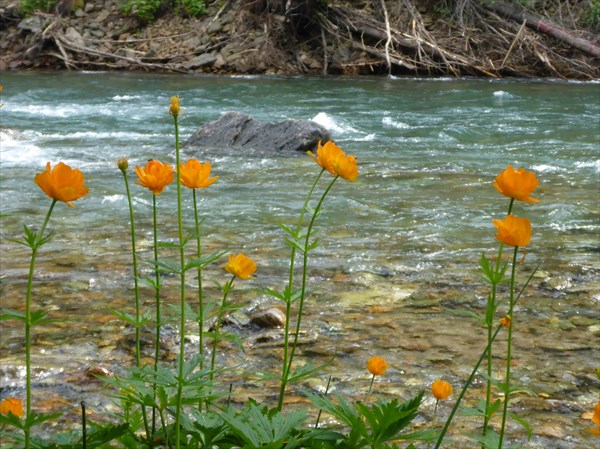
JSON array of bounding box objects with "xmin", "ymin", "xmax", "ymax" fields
[{"xmin": 488, "ymin": 2, "xmax": 600, "ymax": 58}]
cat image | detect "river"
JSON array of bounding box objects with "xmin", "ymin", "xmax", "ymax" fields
[{"xmin": 0, "ymin": 72, "xmax": 599, "ymax": 447}]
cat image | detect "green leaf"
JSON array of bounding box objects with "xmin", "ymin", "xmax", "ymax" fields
[
  {"xmin": 509, "ymin": 411, "xmax": 532, "ymax": 440},
  {"xmin": 0, "ymin": 308, "xmax": 27, "ymax": 322},
  {"xmin": 183, "ymin": 250, "xmax": 227, "ymax": 272},
  {"xmin": 285, "ymin": 238, "xmax": 306, "ymax": 253},
  {"xmin": 0, "ymin": 411, "xmax": 24, "ymax": 429},
  {"xmin": 449, "ymin": 308, "xmax": 485, "ymax": 325},
  {"xmin": 107, "ymin": 307, "xmax": 146, "ymax": 327},
  {"xmin": 85, "ymin": 423, "xmax": 130, "ymax": 449},
  {"xmin": 154, "ymin": 258, "xmax": 182, "ymax": 275},
  {"xmin": 279, "ymin": 223, "xmax": 299, "ymax": 240}
]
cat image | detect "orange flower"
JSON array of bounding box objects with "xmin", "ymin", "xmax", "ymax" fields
[
  {"xmin": 169, "ymin": 96, "xmax": 180, "ymax": 117},
  {"xmin": 589, "ymin": 400, "xmax": 600, "ymax": 435},
  {"xmin": 225, "ymin": 253, "xmax": 256, "ymax": 280},
  {"xmin": 0, "ymin": 397, "xmax": 24, "ymax": 417},
  {"xmin": 366, "ymin": 356, "xmax": 388, "ymax": 376},
  {"xmin": 492, "ymin": 214, "xmax": 532, "ymax": 247},
  {"xmin": 500, "ymin": 315, "xmax": 511, "ymax": 328},
  {"xmin": 135, "ymin": 160, "xmax": 174, "ymax": 195},
  {"xmin": 432, "ymin": 379, "xmax": 453, "ymax": 400},
  {"xmin": 34, "ymin": 162, "xmax": 89, "ymax": 207},
  {"xmin": 180, "ymin": 159, "xmax": 218, "ymax": 189},
  {"xmin": 493, "ymin": 165, "xmax": 540, "ymax": 203},
  {"xmin": 308, "ymin": 141, "xmax": 358, "ymax": 182}
]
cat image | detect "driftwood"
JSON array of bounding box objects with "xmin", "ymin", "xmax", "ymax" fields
[{"xmin": 488, "ymin": 2, "xmax": 600, "ymax": 58}]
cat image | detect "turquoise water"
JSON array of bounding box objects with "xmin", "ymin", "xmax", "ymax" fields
[{"xmin": 0, "ymin": 72, "xmax": 599, "ymax": 446}]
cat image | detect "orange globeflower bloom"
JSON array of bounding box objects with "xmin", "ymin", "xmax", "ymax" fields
[
  {"xmin": 0, "ymin": 397, "xmax": 24, "ymax": 417},
  {"xmin": 225, "ymin": 253, "xmax": 256, "ymax": 280},
  {"xmin": 493, "ymin": 165, "xmax": 540, "ymax": 203},
  {"xmin": 180, "ymin": 159, "xmax": 218, "ymax": 189},
  {"xmin": 492, "ymin": 214, "xmax": 532, "ymax": 247},
  {"xmin": 432, "ymin": 379, "xmax": 453, "ymax": 400},
  {"xmin": 366, "ymin": 356, "xmax": 388, "ymax": 376},
  {"xmin": 589, "ymin": 400, "xmax": 600, "ymax": 435},
  {"xmin": 169, "ymin": 96, "xmax": 180, "ymax": 117},
  {"xmin": 135, "ymin": 159, "xmax": 174, "ymax": 195},
  {"xmin": 308, "ymin": 141, "xmax": 358, "ymax": 182},
  {"xmin": 34, "ymin": 162, "xmax": 89, "ymax": 207},
  {"xmin": 333, "ymin": 153, "xmax": 358, "ymax": 182},
  {"xmin": 500, "ymin": 315, "xmax": 511, "ymax": 329}
]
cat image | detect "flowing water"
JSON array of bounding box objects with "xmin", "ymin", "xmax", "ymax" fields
[{"xmin": 0, "ymin": 72, "xmax": 599, "ymax": 447}]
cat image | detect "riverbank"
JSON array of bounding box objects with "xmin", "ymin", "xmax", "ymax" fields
[{"xmin": 1, "ymin": 0, "xmax": 599, "ymax": 79}]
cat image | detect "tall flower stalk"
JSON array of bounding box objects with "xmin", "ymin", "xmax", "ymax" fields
[
  {"xmin": 134, "ymin": 158, "xmax": 174, "ymax": 435},
  {"xmin": 481, "ymin": 166, "xmax": 539, "ymax": 442},
  {"xmin": 170, "ymin": 96, "xmax": 187, "ymax": 449},
  {"xmin": 20, "ymin": 162, "xmax": 88, "ymax": 448},
  {"xmin": 180, "ymin": 159, "xmax": 218, "ymax": 376},
  {"xmin": 118, "ymin": 159, "xmax": 143, "ymax": 368},
  {"xmin": 492, "ymin": 215, "xmax": 531, "ymax": 448},
  {"xmin": 277, "ymin": 141, "xmax": 358, "ymax": 410}
]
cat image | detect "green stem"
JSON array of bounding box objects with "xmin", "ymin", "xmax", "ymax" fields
[
  {"xmin": 173, "ymin": 114, "xmax": 186, "ymax": 449},
  {"xmin": 152, "ymin": 194, "xmax": 161, "ymax": 436},
  {"xmin": 368, "ymin": 374, "xmax": 375, "ymax": 394},
  {"xmin": 278, "ymin": 175, "xmax": 338, "ymax": 410},
  {"xmin": 210, "ymin": 276, "xmax": 235, "ymax": 382},
  {"xmin": 192, "ymin": 189, "xmax": 204, "ymax": 368},
  {"xmin": 278, "ymin": 169, "xmax": 323, "ymax": 411},
  {"xmin": 314, "ymin": 375, "xmax": 332, "ymax": 429},
  {"xmin": 434, "ymin": 326, "xmax": 503, "ymax": 449},
  {"xmin": 24, "ymin": 199, "xmax": 56, "ymax": 449},
  {"xmin": 121, "ymin": 171, "xmax": 143, "ymax": 368},
  {"xmin": 81, "ymin": 401, "xmax": 87, "ymax": 449},
  {"xmin": 497, "ymin": 245, "xmax": 519, "ymax": 449},
  {"xmin": 482, "ymin": 198, "xmax": 514, "ymax": 441},
  {"xmin": 121, "ymin": 169, "xmax": 151, "ymax": 439}
]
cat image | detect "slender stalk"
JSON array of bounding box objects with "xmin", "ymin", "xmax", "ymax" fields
[
  {"xmin": 278, "ymin": 169, "xmax": 323, "ymax": 410},
  {"xmin": 368, "ymin": 374, "xmax": 375, "ymax": 394},
  {"xmin": 497, "ymin": 246, "xmax": 519, "ymax": 449},
  {"xmin": 192, "ymin": 189, "xmax": 204, "ymax": 368},
  {"xmin": 81, "ymin": 401, "xmax": 87, "ymax": 449},
  {"xmin": 121, "ymin": 167, "xmax": 151, "ymax": 439},
  {"xmin": 314, "ymin": 375, "xmax": 332, "ymax": 428},
  {"xmin": 158, "ymin": 408, "xmax": 173, "ymax": 449},
  {"xmin": 434, "ymin": 326, "xmax": 503, "ymax": 449},
  {"xmin": 210, "ymin": 276, "xmax": 235, "ymax": 381},
  {"xmin": 152, "ymin": 194, "xmax": 161, "ymax": 436},
  {"xmin": 278, "ymin": 175, "xmax": 338, "ymax": 410},
  {"xmin": 482, "ymin": 198, "xmax": 514, "ymax": 441},
  {"xmin": 172, "ymin": 113, "xmax": 187, "ymax": 449},
  {"xmin": 24, "ymin": 199, "xmax": 56, "ymax": 449}
]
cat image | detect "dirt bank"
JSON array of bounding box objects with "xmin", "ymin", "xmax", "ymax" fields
[{"xmin": 1, "ymin": 0, "xmax": 598, "ymax": 79}]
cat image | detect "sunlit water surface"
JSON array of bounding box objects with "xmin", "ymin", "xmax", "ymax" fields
[{"xmin": 0, "ymin": 72, "xmax": 599, "ymax": 447}]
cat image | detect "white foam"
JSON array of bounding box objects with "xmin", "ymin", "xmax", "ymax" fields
[
  {"xmin": 493, "ymin": 90, "xmax": 513, "ymax": 98},
  {"xmin": 111, "ymin": 95, "xmax": 141, "ymax": 101},
  {"xmin": 101, "ymin": 194, "xmax": 124, "ymax": 204},
  {"xmin": 382, "ymin": 117, "xmax": 410, "ymax": 129},
  {"xmin": 574, "ymin": 160, "xmax": 600, "ymax": 171},
  {"xmin": 532, "ymin": 164, "xmax": 565, "ymax": 173},
  {"xmin": 311, "ymin": 112, "xmax": 358, "ymax": 134},
  {"xmin": 0, "ymin": 129, "xmax": 43, "ymax": 165}
]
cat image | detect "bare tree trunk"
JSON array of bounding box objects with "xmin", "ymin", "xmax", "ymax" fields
[{"xmin": 488, "ymin": 2, "xmax": 600, "ymax": 58}]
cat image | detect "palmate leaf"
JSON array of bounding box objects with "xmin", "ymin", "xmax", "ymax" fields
[
  {"xmin": 305, "ymin": 392, "xmax": 366, "ymax": 439},
  {"xmin": 219, "ymin": 401, "xmax": 308, "ymax": 447},
  {"xmin": 355, "ymin": 390, "xmax": 424, "ymax": 443}
]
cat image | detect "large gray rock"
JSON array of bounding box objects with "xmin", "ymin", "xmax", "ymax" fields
[{"xmin": 184, "ymin": 111, "xmax": 330, "ymax": 153}]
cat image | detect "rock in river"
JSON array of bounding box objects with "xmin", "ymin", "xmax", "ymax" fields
[{"xmin": 184, "ymin": 111, "xmax": 331, "ymax": 153}]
